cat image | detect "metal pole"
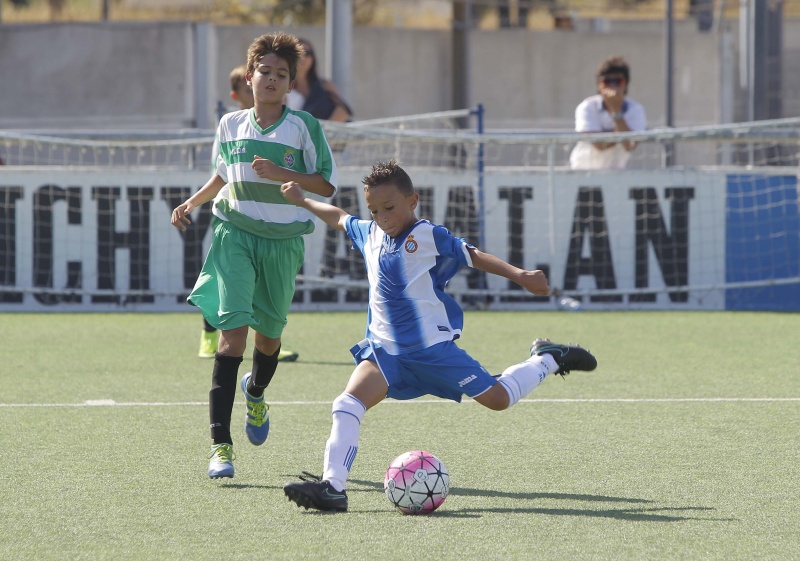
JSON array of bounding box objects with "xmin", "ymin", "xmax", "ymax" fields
[
  {"xmin": 452, "ymin": 1, "xmax": 471, "ymax": 116},
  {"xmin": 472, "ymin": 104, "xmax": 485, "ymax": 251},
  {"xmin": 193, "ymin": 22, "xmax": 216, "ymax": 130},
  {"xmin": 547, "ymin": 143, "xmax": 556, "ymax": 259},
  {"xmin": 739, "ymin": 0, "xmax": 754, "ymax": 123},
  {"xmin": 664, "ymin": 0, "xmax": 675, "ymax": 166},
  {"xmin": 739, "ymin": 0, "xmax": 754, "ymax": 164},
  {"xmin": 326, "ymin": 0, "xmax": 353, "ymax": 103}
]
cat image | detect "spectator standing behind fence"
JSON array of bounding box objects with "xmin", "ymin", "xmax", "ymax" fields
[
  {"xmin": 285, "ymin": 38, "xmax": 352, "ymax": 122},
  {"xmin": 198, "ymin": 65, "xmax": 300, "ymax": 364},
  {"xmin": 569, "ymin": 56, "xmax": 647, "ymax": 170}
]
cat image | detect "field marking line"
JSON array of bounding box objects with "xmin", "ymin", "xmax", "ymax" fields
[{"xmin": 1, "ymin": 397, "xmax": 799, "ymax": 408}]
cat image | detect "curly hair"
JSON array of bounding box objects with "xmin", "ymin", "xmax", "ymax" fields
[{"xmin": 362, "ymin": 160, "xmax": 415, "ymax": 195}]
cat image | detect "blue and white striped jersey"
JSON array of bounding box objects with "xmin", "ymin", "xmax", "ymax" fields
[{"xmin": 345, "ymin": 216, "xmax": 474, "ymax": 355}]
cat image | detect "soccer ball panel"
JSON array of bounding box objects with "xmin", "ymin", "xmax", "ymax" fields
[{"xmin": 384, "ymin": 450, "xmax": 449, "ymax": 515}]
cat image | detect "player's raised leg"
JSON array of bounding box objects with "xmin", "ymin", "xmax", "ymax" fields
[
  {"xmin": 530, "ymin": 339, "xmax": 597, "ymax": 376},
  {"xmin": 476, "ymin": 339, "xmax": 597, "ymax": 410}
]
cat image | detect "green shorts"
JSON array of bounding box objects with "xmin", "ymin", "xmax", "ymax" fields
[{"xmin": 188, "ymin": 220, "xmax": 304, "ymax": 338}]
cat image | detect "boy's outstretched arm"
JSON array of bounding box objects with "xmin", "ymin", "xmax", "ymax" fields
[
  {"xmin": 171, "ymin": 174, "xmax": 226, "ymax": 232},
  {"xmin": 281, "ymin": 181, "xmax": 348, "ymax": 231},
  {"xmin": 468, "ymin": 247, "xmax": 550, "ymax": 296}
]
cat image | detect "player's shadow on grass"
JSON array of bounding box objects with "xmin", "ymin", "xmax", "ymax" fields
[
  {"xmin": 346, "ymin": 478, "xmax": 736, "ymax": 522},
  {"xmin": 219, "ymin": 483, "xmax": 273, "ymax": 489},
  {"xmin": 434, "ymin": 505, "xmax": 733, "ymax": 522},
  {"xmin": 349, "ymin": 478, "xmax": 650, "ymax": 503}
]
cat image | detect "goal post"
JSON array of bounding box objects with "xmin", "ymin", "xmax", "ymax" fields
[{"xmin": 1, "ymin": 114, "xmax": 798, "ymax": 312}]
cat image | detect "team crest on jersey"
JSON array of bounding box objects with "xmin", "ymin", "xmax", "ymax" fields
[
  {"xmin": 404, "ymin": 235, "xmax": 418, "ymax": 253},
  {"xmin": 284, "ymin": 150, "xmax": 296, "ymax": 167}
]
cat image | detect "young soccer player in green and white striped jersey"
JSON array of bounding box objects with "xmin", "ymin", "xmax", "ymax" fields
[
  {"xmin": 198, "ymin": 64, "xmax": 300, "ymax": 364},
  {"xmin": 171, "ymin": 32, "xmax": 337, "ymax": 479}
]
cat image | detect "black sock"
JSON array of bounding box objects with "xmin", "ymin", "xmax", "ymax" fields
[
  {"xmin": 203, "ymin": 318, "xmax": 216, "ymax": 332},
  {"xmin": 247, "ymin": 347, "xmax": 280, "ymax": 398},
  {"xmin": 209, "ymin": 353, "xmax": 243, "ymax": 445}
]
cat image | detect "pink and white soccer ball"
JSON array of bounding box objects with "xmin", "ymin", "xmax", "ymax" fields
[{"xmin": 384, "ymin": 450, "xmax": 450, "ymax": 514}]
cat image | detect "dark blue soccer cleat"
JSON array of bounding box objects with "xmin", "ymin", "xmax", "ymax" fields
[{"xmin": 284, "ymin": 477, "xmax": 348, "ymax": 512}]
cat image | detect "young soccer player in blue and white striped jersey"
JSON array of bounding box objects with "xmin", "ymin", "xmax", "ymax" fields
[
  {"xmin": 280, "ymin": 160, "xmax": 597, "ymax": 512},
  {"xmin": 171, "ymin": 32, "xmax": 337, "ymax": 479}
]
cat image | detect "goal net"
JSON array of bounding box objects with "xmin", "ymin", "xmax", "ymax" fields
[{"xmin": 1, "ymin": 112, "xmax": 798, "ymax": 312}]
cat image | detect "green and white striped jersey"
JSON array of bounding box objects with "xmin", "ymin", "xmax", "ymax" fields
[{"xmin": 213, "ymin": 106, "xmax": 338, "ymax": 239}]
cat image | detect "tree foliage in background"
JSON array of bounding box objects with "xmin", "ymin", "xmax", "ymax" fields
[
  {"xmin": 9, "ymin": 0, "xmax": 30, "ymax": 7},
  {"xmin": 607, "ymin": 0, "xmax": 651, "ymax": 7},
  {"xmin": 214, "ymin": 0, "xmax": 378, "ymax": 26}
]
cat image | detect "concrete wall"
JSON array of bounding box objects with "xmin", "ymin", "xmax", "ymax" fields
[
  {"xmin": 1, "ymin": 19, "xmax": 792, "ymax": 132},
  {"xmin": 0, "ymin": 22, "xmax": 195, "ymax": 129}
]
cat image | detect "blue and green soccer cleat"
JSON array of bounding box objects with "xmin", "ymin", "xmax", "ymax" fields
[
  {"xmin": 240, "ymin": 372, "xmax": 270, "ymax": 445},
  {"xmin": 208, "ymin": 443, "xmax": 235, "ymax": 479}
]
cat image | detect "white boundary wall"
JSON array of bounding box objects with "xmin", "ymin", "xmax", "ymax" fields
[{"xmin": 0, "ymin": 167, "xmax": 753, "ymax": 312}]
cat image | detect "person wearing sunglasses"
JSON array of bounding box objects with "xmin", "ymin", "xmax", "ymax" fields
[{"xmin": 569, "ymin": 56, "xmax": 647, "ymax": 170}]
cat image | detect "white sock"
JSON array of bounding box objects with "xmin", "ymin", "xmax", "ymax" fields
[
  {"xmin": 323, "ymin": 393, "xmax": 366, "ymax": 492},
  {"xmin": 497, "ymin": 354, "xmax": 558, "ymax": 407}
]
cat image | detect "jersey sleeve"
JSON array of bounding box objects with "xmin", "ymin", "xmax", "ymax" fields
[
  {"xmin": 213, "ymin": 120, "xmax": 229, "ymax": 183},
  {"xmin": 299, "ymin": 113, "xmax": 338, "ymax": 194},
  {"xmin": 344, "ymin": 215, "xmax": 372, "ymax": 253},
  {"xmin": 431, "ymin": 225, "xmax": 473, "ymax": 267}
]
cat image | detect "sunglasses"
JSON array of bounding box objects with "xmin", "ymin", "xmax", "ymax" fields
[{"xmin": 600, "ymin": 76, "xmax": 626, "ymax": 86}]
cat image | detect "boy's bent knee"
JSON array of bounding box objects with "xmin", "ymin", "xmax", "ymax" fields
[
  {"xmin": 473, "ymin": 386, "xmax": 510, "ymax": 411},
  {"xmin": 219, "ymin": 326, "xmax": 249, "ymax": 356}
]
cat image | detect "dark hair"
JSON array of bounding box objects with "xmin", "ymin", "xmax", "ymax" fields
[
  {"xmin": 362, "ymin": 160, "xmax": 414, "ymax": 196},
  {"xmin": 298, "ymin": 38, "xmax": 320, "ymax": 84},
  {"xmin": 596, "ymin": 56, "xmax": 630, "ymax": 83},
  {"xmin": 246, "ymin": 32, "xmax": 303, "ymax": 81}
]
